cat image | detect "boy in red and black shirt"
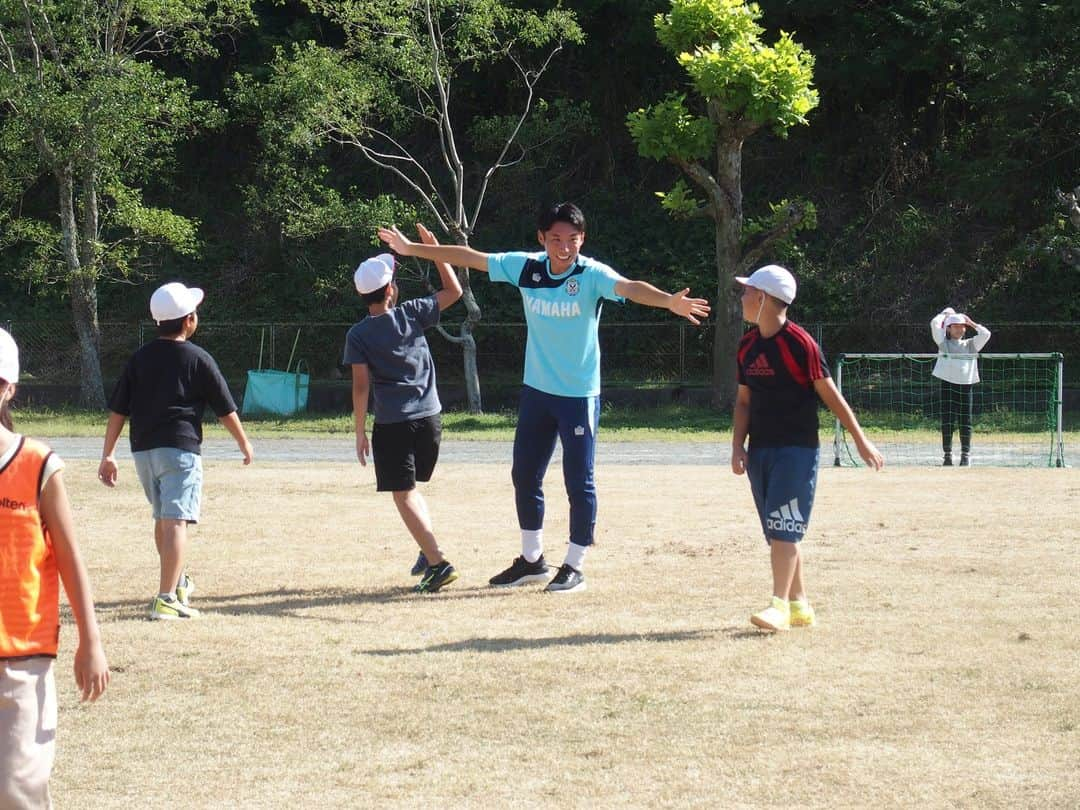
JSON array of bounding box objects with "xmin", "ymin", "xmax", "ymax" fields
[{"xmin": 731, "ymin": 265, "xmax": 883, "ymax": 632}]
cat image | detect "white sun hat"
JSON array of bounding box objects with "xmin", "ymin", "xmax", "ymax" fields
[
  {"xmin": 354, "ymin": 253, "xmax": 395, "ymax": 294},
  {"xmin": 0, "ymin": 327, "xmax": 19, "ymax": 384},
  {"xmin": 150, "ymin": 282, "xmax": 205, "ymax": 323},
  {"xmin": 944, "ymin": 313, "xmax": 968, "ymax": 327},
  {"xmin": 735, "ymin": 264, "xmax": 797, "ymax": 304}
]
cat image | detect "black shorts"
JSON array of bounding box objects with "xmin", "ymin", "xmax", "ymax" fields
[{"xmin": 371, "ymin": 414, "xmax": 442, "ymax": 492}]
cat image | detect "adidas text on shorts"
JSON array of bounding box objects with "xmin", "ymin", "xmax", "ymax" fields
[{"xmin": 746, "ymin": 446, "xmax": 819, "ymax": 543}]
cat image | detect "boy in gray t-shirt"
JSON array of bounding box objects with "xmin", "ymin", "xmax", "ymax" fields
[{"xmin": 343, "ymin": 224, "xmax": 462, "ymax": 592}]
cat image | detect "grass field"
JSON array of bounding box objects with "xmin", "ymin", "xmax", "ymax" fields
[{"xmin": 44, "ymin": 454, "xmax": 1079, "ymax": 808}]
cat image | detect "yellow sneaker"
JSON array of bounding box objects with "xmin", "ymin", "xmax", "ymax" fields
[
  {"xmin": 789, "ymin": 599, "xmax": 816, "ymax": 628},
  {"xmin": 750, "ymin": 597, "xmax": 790, "ymax": 632}
]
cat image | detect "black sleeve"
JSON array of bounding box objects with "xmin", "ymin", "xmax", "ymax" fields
[
  {"xmin": 199, "ymin": 353, "xmax": 238, "ymax": 417},
  {"xmin": 107, "ymin": 359, "xmax": 135, "ymax": 415}
]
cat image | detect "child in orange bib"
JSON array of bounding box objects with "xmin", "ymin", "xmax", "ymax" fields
[{"xmin": 0, "ymin": 327, "xmax": 109, "ymax": 807}]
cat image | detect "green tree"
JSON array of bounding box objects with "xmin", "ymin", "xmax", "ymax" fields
[
  {"xmin": 248, "ymin": 0, "xmax": 582, "ymax": 412},
  {"xmin": 628, "ymin": 0, "xmax": 817, "ymax": 406},
  {"xmin": 0, "ymin": 0, "xmax": 252, "ymax": 405}
]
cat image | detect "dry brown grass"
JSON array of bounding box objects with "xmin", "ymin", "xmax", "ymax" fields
[{"xmin": 47, "ymin": 457, "xmax": 1079, "ymax": 809}]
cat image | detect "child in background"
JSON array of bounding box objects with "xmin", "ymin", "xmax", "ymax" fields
[
  {"xmin": 930, "ymin": 308, "xmax": 992, "ymax": 466},
  {"xmin": 1, "ymin": 327, "xmax": 109, "ymax": 807},
  {"xmin": 731, "ymin": 266, "xmax": 883, "ymax": 632},
  {"xmin": 345, "ymin": 224, "xmax": 463, "ymax": 593},
  {"xmin": 99, "ymin": 282, "xmax": 254, "ymax": 619}
]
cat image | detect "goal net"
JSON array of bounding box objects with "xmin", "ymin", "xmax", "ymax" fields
[{"xmin": 832, "ymin": 353, "xmax": 1066, "ymax": 467}]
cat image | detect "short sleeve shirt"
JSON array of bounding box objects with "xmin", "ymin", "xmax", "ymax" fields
[
  {"xmin": 737, "ymin": 321, "xmax": 831, "ymax": 448},
  {"xmin": 487, "ymin": 252, "xmax": 625, "ymax": 397},
  {"xmin": 108, "ymin": 340, "xmax": 237, "ymax": 454},
  {"xmin": 343, "ymin": 295, "xmax": 442, "ymax": 424}
]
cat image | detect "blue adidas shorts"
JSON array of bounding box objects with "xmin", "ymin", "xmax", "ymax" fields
[{"xmin": 746, "ymin": 446, "xmax": 819, "ymax": 544}]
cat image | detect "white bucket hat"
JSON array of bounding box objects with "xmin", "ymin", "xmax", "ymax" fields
[
  {"xmin": 944, "ymin": 313, "xmax": 968, "ymax": 327},
  {"xmin": 150, "ymin": 282, "xmax": 204, "ymax": 323},
  {"xmin": 735, "ymin": 264, "xmax": 797, "ymax": 304},
  {"xmin": 354, "ymin": 254, "xmax": 395, "ymax": 294},
  {"xmin": 0, "ymin": 327, "xmax": 18, "ymax": 384}
]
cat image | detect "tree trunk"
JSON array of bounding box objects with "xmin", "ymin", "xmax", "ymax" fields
[
  {"xmin": 458, "ymin": 277, "xmax": 483, "ymax": 414},
  {"xmin": 56, "ymin": 165, "xmax": 106, "ymax": 408},
  {"xmin": 710, "ymin": 134, "xmax": 745, "ymax": 410}
]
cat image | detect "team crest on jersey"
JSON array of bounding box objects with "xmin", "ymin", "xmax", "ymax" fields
[
  {"xmin": 532, "ymin": 273, "xmax": 542, "ymax": 282},
  {"xmin": 566, "ymin": 278, "xmax": 580, "ymax": 296}
]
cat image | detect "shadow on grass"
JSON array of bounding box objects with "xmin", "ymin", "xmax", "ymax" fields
[
  {"xmin": 91, "ymin": 585, "xmax": 519, "ymax": 623},
  {"xmin": 361, "ymin": 628, "xmax": 716, "ymax": 656}
]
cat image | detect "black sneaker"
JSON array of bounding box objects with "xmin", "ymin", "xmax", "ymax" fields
[
  {"xmin": 488, "ymin": 555, "xmax": 550, "ymax": 587},
  {"xmin": 410, "ymin": 552, "xmax": 429, "ymax": 576},
  {"xmin": 544, "ymin": 564, "xmax": 586, "ymax": 593},
  {"xmin": 942, "ymin": 453, "xmax": 953, "ymax": 466},
  {"xmin": 959, "ymin": 454, "xmax": 970, "ymax": 467},
  {"xmin": 414, "ymin": 561, "xmax": 458, "ymax": 593}
]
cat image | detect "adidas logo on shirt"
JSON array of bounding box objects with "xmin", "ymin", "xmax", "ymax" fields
[
  {"xmin": 745, "ymin": 353, "xmax": 775, "ymax": 376},
  {"xmin": 767, "ymin": 498, "xmax": 807, "ymax": 534}
]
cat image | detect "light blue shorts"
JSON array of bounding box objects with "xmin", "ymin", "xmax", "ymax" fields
[
  {"xmin": 747, "ymin": 446, "xmax": 819, "ymax": 544},
  {"xmin": 132, "ymin": 448, "xmax": 203, "ymax": 523}
]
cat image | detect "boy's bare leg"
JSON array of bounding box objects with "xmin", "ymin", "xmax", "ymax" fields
[
  {"xmin": 790, "ymin": 548, "xmax": 807, "ymax": 603},
  {"xmin": 769, "ymin": 540, "xmax": 799, "ymax": 601},
  {"xmin": 392, "ymin": 490, "xmax": 445, "ymax": 565},
  {"xmin": 156, "ymin": 518, "xmax": 186, "ymax": 595}
]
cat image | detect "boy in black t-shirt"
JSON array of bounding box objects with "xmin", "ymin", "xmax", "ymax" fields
[
  {"xmin": 731, "ymin": 266, "xmax": 883, "ymax": 632},
  {"xmin": 98, "ymin": 283, "xmax": 253, "ymax": 620}
]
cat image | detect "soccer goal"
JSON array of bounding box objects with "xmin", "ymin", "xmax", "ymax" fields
[{"xmin": 832, "ymin": 353, "xmax": 1066, "ymax": 467}]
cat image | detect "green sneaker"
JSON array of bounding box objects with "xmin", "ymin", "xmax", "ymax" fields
[
  {"xmin": 414, "ymin": 561, "xmax": 459, "ymax": 593},
  {"xmin": 149, "ymin": 595, "xmax": 200, "ymax": 621},
  {"xmin": 789, "ymin": 599, "xmax": 816, "ymax": 628},
  {"xmin": 176, "ymin": 573, "xmax": 196, "ymax": 606},
  {"xmin": 750, "ymin": 597, "xmax": 790, "ymax": 632}
]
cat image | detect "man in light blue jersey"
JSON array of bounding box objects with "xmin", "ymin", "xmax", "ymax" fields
[{"xmin": 378, "ymin": 203, "xmax": 709, "ymax": 592}]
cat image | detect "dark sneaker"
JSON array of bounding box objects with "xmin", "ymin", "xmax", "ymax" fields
[
  {"xmin": 959, "ymin": 454, "xmax": 970, "ymax": 466},
  {"xmin": 942, "ymin": 453, "xmax": 953, "ymax": 466},
  {"xmin": 544, "ymin": 564, "xmax": 586, "ymax": 593},
  {"xmin": 414, "ymin": 562, "xmax": 459, "ymax": 593},
  {"xmin": 410, "ymin": 552, "xmax": 429, "ymax": 576},
  {"xmin": 488, "ymin": 555, "xmax": 550, "ymax": 587}
]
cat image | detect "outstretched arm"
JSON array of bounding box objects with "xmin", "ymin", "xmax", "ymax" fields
[
  {"xmin": 378, "ymin": 225, "xmax": 490, "ymax": 272},
  {"xmin": 614, "ymin": 279, "xmax": 711, "ymax": 325},
  {"xmin": 814, "ymin": 377, "xmax": 884, "ymax": 470},
  {"xmin": 415, "ymin": 223, "xmax": 463, "ymax": 311}
]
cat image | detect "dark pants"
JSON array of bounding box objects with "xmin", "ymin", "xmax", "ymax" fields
[
  {"xmin": 940, "ymin": 380, "xmax": 973, "ymax": 455},
  {"xmin": 512, "ymin": 386, "xmax": 600, "ymax": 546}
]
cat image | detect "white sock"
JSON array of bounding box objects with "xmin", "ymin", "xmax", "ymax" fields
[
  {"xmin": 563, "ymin": 542, "xmax": 588, "ymax": 571},
  {"xmin": 158, "ymin": 592, "xmax": 175, "ymax": 601},
  {"xmin": 521, "ymin": 530, "xmax": 543, "ymax": 563}
]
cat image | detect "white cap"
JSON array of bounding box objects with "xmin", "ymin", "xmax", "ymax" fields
[
  {"xmin": 735, "ymin": 264, "xmax": 797, "ymax": 304},
  {"xmin": 150, "ymin": 282, "xmax": 204, "ymax": 323},
  {"xmin": 354, "ymin": 253, "xmax": 395, "ymax": 294},
  {"xmin": 944, "ymin": 313, "xmax": 967, "ymax": 327},
  {"xmin": 0, "ymin": 327, "xmax": 18, "ymax": 384}
]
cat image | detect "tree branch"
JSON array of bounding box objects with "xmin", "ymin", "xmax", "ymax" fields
[{"xmin": 736, "ymin": 201, "xmax": 809, "ymax": 275}]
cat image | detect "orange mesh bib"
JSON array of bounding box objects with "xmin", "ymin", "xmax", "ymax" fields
[{"xmin": 0, "ymin": 437, "xmax": 60, "ymax": 657}]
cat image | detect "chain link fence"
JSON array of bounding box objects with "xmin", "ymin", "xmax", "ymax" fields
[{"xmin": 4, "ymin": 318, "xmax": 1079, "ymax": 398}]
